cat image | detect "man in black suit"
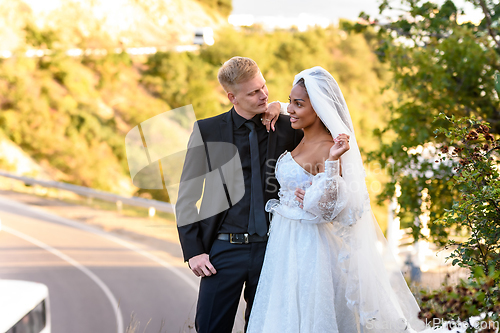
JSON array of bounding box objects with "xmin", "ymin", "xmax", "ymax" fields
[{"xmin": 176, "ymin": 57, "xmax": 303, "ymax": 333}]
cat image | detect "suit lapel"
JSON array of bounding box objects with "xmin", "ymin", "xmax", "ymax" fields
[
  {"xmin": 217, "ymin": 109, "xmax": 234, "ymax": 172},
  {"xmin": 219, "ymin": 109, "xmax": 234, "ymax": 144}
]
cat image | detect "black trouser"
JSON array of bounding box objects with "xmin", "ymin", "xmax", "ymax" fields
[{"xmin": 195, "ymin": 239, "xmax": 267, "ymax": 333}]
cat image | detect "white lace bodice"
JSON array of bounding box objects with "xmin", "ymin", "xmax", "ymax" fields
[{"xmin": 265, "ymin": 151, "xmax": 348, "ymax": 223}]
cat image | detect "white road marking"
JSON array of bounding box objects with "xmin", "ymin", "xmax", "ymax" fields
[
  {"xmin": 0, "ymin": 196, "xmax": 198, "ymax": 291},
  {"xmin": 2, "ymin": 224, "xmax": 125, "ymax": 333}
]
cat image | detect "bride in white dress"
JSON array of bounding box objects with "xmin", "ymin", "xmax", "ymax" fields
[{"xmin": 247, "ymin": 67, "xmax": 426, "ymax": 333}]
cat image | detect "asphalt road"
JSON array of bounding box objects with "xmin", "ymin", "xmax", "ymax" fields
[
  {"xmin": 0, "ymin": 193, "xmax": 459, "ymax": 333},
  {"xmin": 0, "ymin": 196, "xmax": 201, "ymax": 333}
]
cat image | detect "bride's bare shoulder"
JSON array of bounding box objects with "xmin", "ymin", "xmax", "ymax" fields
[
  {"xmin": 313, "ymin": 140, "xmax": 334, "ymax": 173},
  {"xmin": 319, "ymin": 139, "xmax": 334, "ymax": 157}
]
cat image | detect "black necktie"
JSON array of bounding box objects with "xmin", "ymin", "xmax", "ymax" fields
[{"xmin": 244, "ymin": 121, "xmax": 267, "ymax": 236}]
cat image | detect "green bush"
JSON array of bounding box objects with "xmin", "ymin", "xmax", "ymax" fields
[
  {"xmin": 434, "ymin": 114, "xmax": 500, "ymax": 278},
  {"xmin": 419, "ymin": 268, "xmax": 500, "ymax": 333}
]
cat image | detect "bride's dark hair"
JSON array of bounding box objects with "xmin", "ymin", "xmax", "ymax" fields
[{"xmin": 296, "ymin": 77, "xmax": 306, "ymax": 90}]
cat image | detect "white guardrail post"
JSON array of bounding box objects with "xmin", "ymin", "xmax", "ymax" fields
[{"xmin": 0, "ymin": 170, "xmax": 174, "ymax": 216}]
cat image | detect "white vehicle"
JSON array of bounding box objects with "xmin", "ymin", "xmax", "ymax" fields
[
  {"xmin": 0, "ymin": 280, "xmax": 51, "ymax": 333},
  {"xmin": 193, "ymin": 27, "xmax": 215, "ymax": 45}
]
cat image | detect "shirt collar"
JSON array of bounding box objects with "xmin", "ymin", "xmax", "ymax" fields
[
  {"xmin": 232, "ymin": 108, "xmax": 247, "ymax": 129},
  {"xmin": 231, "ymin": 109, "xmax": 264, "ymax": 130}
]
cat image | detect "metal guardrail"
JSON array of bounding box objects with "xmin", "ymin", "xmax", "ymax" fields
[{"xmin": 0, "ymin": 170, "xmax": 174, "ymax": 216}]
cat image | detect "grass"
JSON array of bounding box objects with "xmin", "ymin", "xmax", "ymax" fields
[{"xmin": 125, "ymin": 310, "xmax": 196, "ymax": 333}]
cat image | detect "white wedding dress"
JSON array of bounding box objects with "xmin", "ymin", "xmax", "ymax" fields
[
  {"xmin": 247, "ymin": 151, "xmax": 427, "ymax": 333},
  {"xmin": 247, "ymin": 151, "xmax": 360, "ymax": 333}
]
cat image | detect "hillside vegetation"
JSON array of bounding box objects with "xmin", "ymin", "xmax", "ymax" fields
[{"xmin": 0, "ymin": 4, "xmax": 392, "ymax": 226}]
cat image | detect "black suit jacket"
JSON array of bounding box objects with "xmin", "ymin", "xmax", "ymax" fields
[{"xmin": 176, "ymin": 108, "xmax": 303, "ymax": 262}]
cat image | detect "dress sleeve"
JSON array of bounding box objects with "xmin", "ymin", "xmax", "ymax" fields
[
  {"xmin": 302, "ymin": 160, "xmax": 348, "ymax": 222},
  {"xmin": 277, "ymin": 101, "xmax": 289, "ymax": 115}
]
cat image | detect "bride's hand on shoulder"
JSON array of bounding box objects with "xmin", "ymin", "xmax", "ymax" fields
[
  {"xmin": 328, "ymin": 134, "xmax": 350, "ymax": 160},
  {"xmin": 261, "ymin": 101, "xmax": 280, "ymax": 132}
]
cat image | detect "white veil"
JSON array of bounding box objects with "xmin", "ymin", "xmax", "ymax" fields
[{"xmin": 293, "ymin": 67, "xmax": 425, "ymax": 332}]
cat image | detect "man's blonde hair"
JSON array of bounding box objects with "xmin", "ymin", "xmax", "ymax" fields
[{"xmin": 218, "ymin": 57, "xmax": 260, "ymax": 92}]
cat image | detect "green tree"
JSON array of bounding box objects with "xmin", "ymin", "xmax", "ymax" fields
[
  {"xmin": 24, "ymin": 23, "xmax": 58, "ymax": 49},
  {"xmin": 141, "ymin": 51, "xmax": 222, "ymax": 120},
  {"xmin": 195, "ymin": 0, "xmax": 232, "ymax": 17},
  {"xmin": 434, "ymin": 114, "xmax": 500, "ymax": 279},
  {"xmin": 354, "ymin": 0, "xmax": 500, "ymax": 242}
]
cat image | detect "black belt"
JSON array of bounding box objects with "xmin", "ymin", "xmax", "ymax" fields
[{"xmin": 217, "ymin": 233, "xmax": 268, "ymax": 244}]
